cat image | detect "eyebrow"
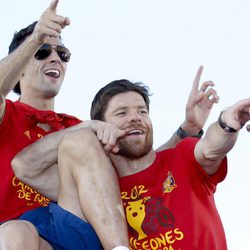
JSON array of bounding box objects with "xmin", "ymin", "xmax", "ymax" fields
[{"xmin": 112, "ymin": 105, "xmax": 148, "ymax": 113}]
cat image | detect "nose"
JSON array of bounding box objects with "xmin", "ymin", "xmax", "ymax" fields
[
  {"xmin": 128, "ymin": 111, "xmax": 141, "ymax": 123},
  {"xmin": 49, "ymin": 48, "xmax": 61, "ymax": 63}
]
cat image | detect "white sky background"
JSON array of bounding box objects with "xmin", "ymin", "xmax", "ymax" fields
[{"xmin": 1, "ymin": 0, "xmax": 250, "ymax": 249}]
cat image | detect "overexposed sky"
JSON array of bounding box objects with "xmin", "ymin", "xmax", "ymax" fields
[{"xmin": 1, "ymin": 1, "xmax": 250, "ymax": 249}]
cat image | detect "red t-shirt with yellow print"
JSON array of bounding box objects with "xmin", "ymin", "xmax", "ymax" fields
[
  {"xmin": 0, "ymin": 100, "xmax": 80, "ymax": 222},
  {"xmin": 119, "ymin": 138, "xmax": 227, "ymax": 250}
]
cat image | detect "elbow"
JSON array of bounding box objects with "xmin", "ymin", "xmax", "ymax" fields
[
  {"xmin": 11, "ymin": 157, "xmax": 29, "ymax": 181},
  {"xmin": 201, "ymin": 148, "xmax": 216, "ymax": 161},
  {"xmin": 200, "ymin": 151, "xmax": 225, "ymax": 175},
  {"xmin": 195, "ymin": 141, "xmax": 225, "ymax": 174},
  {"xmin": 197, "ymin": 139, "xmax": 225, "ymax": 162},
  {"xmin": 197, "ymin": 146, "xmax": 225, "ymax": 175},
  {"xmin": 202, "ymin": 145, "xmax": 225, "ymax": 162}
]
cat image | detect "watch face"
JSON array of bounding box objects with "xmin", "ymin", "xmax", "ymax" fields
[{"xmin": 224, "ymin": 127, "xmax": 232, "ymax": 132}]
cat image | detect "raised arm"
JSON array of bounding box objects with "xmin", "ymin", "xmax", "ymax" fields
[
  {"xmin": 157, "ymin": 66, "xmax": 219, "ymax": 151},
  {"xmin": 195, "ymin": 98, "xmax": 250, "ymax": 175},
  {"xmin": 0, "ymin": 0, "xmax": 70, "ymax": 121}
]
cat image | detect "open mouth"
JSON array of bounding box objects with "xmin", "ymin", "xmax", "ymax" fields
[
  {"xmin": 44, "ymin": 69, "xmax": 60, "ymax": 79},
  {"xmin": 128, "ymin": 130, "xmax": 144, "ymax": 136}
]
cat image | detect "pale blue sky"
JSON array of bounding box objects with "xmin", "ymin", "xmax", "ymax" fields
[{"xmin": 1, "ymin": 1, "xmax": 250, "ymax": 248}]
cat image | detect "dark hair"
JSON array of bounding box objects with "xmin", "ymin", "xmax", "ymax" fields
[
  {"xmin": 91, "ymin": 79, "xmax": 151, "ymax": 121},
  {"xmin": 8, "ymin": 21, "xmax": 37, "ymax": 94}
]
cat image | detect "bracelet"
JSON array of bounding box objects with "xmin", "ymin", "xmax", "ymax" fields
[
  {"xmin": 218, "ymin": 110, "xmax": 244, "ymax": 133},
  {"xmin": 176, "ymin": 126, "xmax": 204, "ymax": 139}
]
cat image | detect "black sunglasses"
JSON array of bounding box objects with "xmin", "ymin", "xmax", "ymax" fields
[{"xmin": 34, "ymin": 43, "xmax": 71, "ymax": 63}]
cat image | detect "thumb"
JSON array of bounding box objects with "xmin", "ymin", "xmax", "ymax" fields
[
  {"xmin": 111, "ymin": 144, "xmax": 120, "ymax": 154},
  {"xmin": 61, "ymin": 17, "xmax": 70, "ymax": 29},
  {"xmin": 64, "ymin": 17, "xmax": 70, "ymax": 26}
]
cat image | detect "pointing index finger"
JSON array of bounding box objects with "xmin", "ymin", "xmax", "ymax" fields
[
  {"xmin": 192, "ymin": 65, "xmax": 203, "ymax": 92},
  {"xmin": 49, "ymin": 0, "xmax": 59, "ymax": 12}
]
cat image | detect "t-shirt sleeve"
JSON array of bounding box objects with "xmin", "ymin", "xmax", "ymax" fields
[
  {"xmin": 0, "ymin": 99, "xmax": 13, "ymax": 133},
  {"xmin": 175, "ymin": 137, "xmax": 227, "ymax": 188}
]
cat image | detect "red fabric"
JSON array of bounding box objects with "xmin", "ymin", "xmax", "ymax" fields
[
  {"xmin": 119, "ymin": 138, "xmax": 227, "ymax": 250},
  {"xmin": 0, "ymin": 100, "xmax": 81, "ymax": 221}
]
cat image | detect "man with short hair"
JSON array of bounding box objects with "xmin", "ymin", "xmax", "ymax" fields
[{"xmin": 88, "ymin": 78, "xmax": 250, "ymax": 249}]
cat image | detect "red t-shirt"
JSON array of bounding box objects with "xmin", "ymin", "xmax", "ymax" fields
[
  {"xmin": 0, "ymin": 100, "xmax": 81, "ymax": 222},
  {"xmin": 119, "ymin": 138, "xmax": 227, "ymax": 250}
]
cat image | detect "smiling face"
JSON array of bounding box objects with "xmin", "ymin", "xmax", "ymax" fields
[
  {"xmin": 20, "ymin": 37, "xmax": 67, "ymax": 99},
  {"xmin": 104, "ymin": 91, "xmax": 153, "ymax": 159}
]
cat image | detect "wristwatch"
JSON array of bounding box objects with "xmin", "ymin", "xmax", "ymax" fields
[
  {"xmin": 176, "ymin": 126, "xmax": 204, "ymax": 139},
  {"xmin": 218, "ymin": 109, "xmax": 244, "ymax": 133}
]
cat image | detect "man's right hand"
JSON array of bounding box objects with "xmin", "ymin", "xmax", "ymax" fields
[{"xmin": 32, "ymin": 0, "xmax": 70, "ymax": 44}]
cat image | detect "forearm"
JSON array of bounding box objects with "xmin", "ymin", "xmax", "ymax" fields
[
  {"xmin": 12, "ymin": 123, "xmax": 85, "ymax": 180},
  {"xmin": 156, "ymin": 132, "xmax": 182, "ymax": 151},
  {"xmin": 13, "ymin": 130, "xmax": 65, "ymax": 176},
  {"xmin": 0, "ymin": 37, "xmax": 39, "ymax": 98},
  {"xmin": 195, "ymin": 121, "xmax": 238, "ymax": 174},
  {"xmin": 203, "ymin": 122, "xmax": 238, "ymax": 158}
]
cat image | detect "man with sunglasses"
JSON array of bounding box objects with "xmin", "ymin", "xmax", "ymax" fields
[
  {"xmin": 0, "ymin": 0, "xmax": 219, "ymax": 249},
  {"xmin": 0, "ymin": 0, "xmax": 131, "ymax": 249}
]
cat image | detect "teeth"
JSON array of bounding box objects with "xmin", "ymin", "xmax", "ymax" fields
[
  {"xmin": 129, "ymin": 130, "xmax": 143, "ymax": 135},
  {"xmin": 44, "ymin": 69, "xmax": 60, "ymax": 78}
]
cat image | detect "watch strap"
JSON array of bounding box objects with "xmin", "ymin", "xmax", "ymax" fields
[
  {"xmin": 218, "ymin": 111, "xmax": 239, "ymax": 133},
  {"xmin": 176, "ymin": 126, "xmax": 204, "ymax": 139}
]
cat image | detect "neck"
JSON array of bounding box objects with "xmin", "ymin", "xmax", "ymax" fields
[
  {"xmin": 19, "ymin": 95, "xmax": 55, "ymax": 111},
  {"xmin": 110, "ymin": 150, "xmax": 156, "ymax": 178}
]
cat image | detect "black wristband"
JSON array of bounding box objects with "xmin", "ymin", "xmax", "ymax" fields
[
  {"xmin": 217, "ymin": 111, "xmax": 242, "ymax": 133},
  {"xmin": 176, "ymin": 126, "xmax": 204, "ymax": 139}
]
